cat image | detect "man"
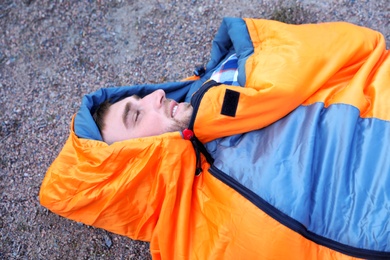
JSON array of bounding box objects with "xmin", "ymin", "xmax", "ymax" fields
[
  {"xmin": 93, "ymin": 53, "xmax": 239, "ymax": 143},
  {"xmin": 40, "ymin": 18, "xmax": 390, "ymax": 259},
  {"xmin": 93, "ymin": 90, "xmax": 193, "ymax": 144}
]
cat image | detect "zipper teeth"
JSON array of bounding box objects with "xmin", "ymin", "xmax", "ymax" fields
[{"xmin": 208, "ymin": 165, "xmax": 390, "ymax": 259}]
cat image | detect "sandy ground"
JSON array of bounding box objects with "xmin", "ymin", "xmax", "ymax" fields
[{"xmin": 0, "ymin": 0, "xmax": 389, "ymax": 259}]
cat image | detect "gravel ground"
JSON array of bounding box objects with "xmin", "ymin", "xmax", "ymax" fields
[{"xmin": 0, "ymin": 0, "xmax": 388, "ymax": 259}]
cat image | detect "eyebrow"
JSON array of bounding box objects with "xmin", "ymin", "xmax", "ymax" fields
[{"xmin": 122, "ymin": 102, "xmax": 131, "ymax": 128}]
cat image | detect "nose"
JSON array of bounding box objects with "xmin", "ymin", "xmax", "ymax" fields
[{"xmin": 143, "ymin": 89, "xmax": 166, "ymax": 109}]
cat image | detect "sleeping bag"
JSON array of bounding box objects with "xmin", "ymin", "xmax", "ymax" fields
[{"xmin": 40, "ymin": 18, "xmax": 390, "ymax": 259}]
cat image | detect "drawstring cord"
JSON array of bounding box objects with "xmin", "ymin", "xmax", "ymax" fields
[
  {"xmin": 182, "ymin": 129, "xmax": 202, "ymax": 175},
  {"xmin": 182, "ymin": 129, "xmax": 214, "ymax": 176},
  {"xmin": 191, "ymin": 138, "xmax": 203, "ymax": 176}
]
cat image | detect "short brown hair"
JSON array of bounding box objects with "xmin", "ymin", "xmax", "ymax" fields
[{"xmin": 92, "ymin": 100, "xmax": 112, "ymax": 133}]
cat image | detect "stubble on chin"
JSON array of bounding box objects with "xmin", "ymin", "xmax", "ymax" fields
[{"xmin": 167, "ymin": 103, "xmax": 193, "ymax": 133}]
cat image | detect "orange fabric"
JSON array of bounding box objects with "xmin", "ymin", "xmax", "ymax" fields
[
  {"xmin": 182, "ymin": 75, "xmax": 200, "ymax": 81},
  {"xmin": 40, "ymin": 117, "xmax": 197, "ymax": 241},
  {"xmin": 170, "ymin": 170, "xmax": 361, "ymax": 259},
  {"xmin": 40, "ymin": 120, "xmax": 361, "ymax": 259},
  {"xmin": 39, "ymin": 19, "xmax": 389, "ymax": 259},
  {"xmin": 193, "ymin": 19, "xmax": 389, "ymax": 143}
]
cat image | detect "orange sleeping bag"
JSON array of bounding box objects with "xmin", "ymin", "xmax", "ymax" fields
[{"xmin": 40, "ymin": 18, "xmax": 390, "ymax": 259}]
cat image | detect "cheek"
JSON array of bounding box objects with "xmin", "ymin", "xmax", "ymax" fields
[
  {"xmin": 141, "ymin": 114, "xmax": 170, "ymax": 135},
  {"xmin": 177, "ymin": 108, "xmax": 192, "ymax": 124}
]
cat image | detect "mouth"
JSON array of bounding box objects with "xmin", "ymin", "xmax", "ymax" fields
[
  {"xmin": 172, "ymin": 105, "xmax": 178, "ymax": 117},
  {"xmin": 169, "ymin": 100, "xmax": 179, "ymax": 118}
]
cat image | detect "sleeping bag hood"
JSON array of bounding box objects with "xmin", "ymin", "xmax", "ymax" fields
[{"xmin": 40, "ymin": 18, "xmax": 390, "ymax": 259}]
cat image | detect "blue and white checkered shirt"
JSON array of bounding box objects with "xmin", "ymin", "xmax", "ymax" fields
[{"xmin": 210, "ymin": 54, "xmax": 239, "ymax": 86}]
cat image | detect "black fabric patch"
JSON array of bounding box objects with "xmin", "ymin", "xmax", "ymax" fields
[{"xmin": 221, "ymin": 89, "xmax": 240, "ymax": 117}]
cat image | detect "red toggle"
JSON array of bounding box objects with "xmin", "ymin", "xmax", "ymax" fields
[{"xmin": 182, "ymin": 129, "xmax": 194, "ymax": 140}]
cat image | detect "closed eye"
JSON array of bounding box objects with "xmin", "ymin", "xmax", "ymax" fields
[
  {"xmin": 134, "ymin": 110, "xmax": 140, "ymax": 123},
  {"xmin": 123, "ymin": 102, "xmax": 131, "ymax": 128}
]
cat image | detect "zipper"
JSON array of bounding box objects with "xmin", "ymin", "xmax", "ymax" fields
[
  {"xmin": 183, "ymin": 78, "xmax": 389, "ymax": 258},
  {"xmin": 208, "ymin": 165, "xmax": 390, "ymax": 259},
  {"xmin": 182, "ymin": 80, "xmax": 220, "ymax": 175},
  {"xmin": 188, "ymin": 80, "xmax": 221, "ymax": 130},
  {"xmin": 182, "ymin": 129, "xmax": 203, "ymax": 176}
]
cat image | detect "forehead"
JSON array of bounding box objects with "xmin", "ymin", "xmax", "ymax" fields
[
  {"xmin": 109, "ymin": 96, "xmax": 135, "ymax": 112},
  {"xmin": 101, "ymin": 96, "xmax": 133, "ymax": 143},
  {"xmin": 105, "ymin": 96, "xmax": 133, "ymax": 121},
  {"xmin": 113, "ymin": 96, "xmax": 133, "ymax": 106}
]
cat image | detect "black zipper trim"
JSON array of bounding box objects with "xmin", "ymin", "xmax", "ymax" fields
[
  {"xmin": 189, "ymin": 136, "xmax": 203, "ymax": 176},
  {"xmin": 188, "ymin": 80, "xmax": 221, "ymax": 130},
  {"xmin": 184, "ymin": 80, "xmax": 220, "ymax": 171},
  {"xmin": 209, "ymin": 165, "xmax": 390, "ymax": 259},
  {"xmin": 192, "ymin": 135, "xmax": 214, "ymax": 165}
]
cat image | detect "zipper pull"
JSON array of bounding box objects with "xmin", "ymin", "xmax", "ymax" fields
[{"xmin": 182, "ymin": 128, "xmax": 194, "ymax": 140}]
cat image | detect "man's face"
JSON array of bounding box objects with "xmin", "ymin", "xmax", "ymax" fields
[{"xmin": 101, "ymin": 89, "xmax": 193, "ymax": 144}]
